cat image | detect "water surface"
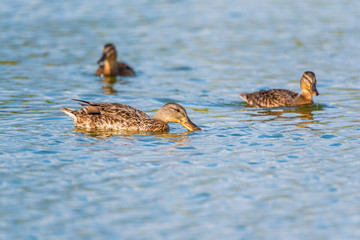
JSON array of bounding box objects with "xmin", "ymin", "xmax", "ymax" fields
[{"xmin": 1, "ymin": 0, "xmax": 360, "ymax": 239}]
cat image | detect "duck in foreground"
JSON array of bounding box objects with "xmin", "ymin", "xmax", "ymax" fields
[
  {"xmin": 61, "ymin": 100, "xmax": 201, "ymax": 132},
  {"xmin": 240, "ymin": 71, "xmax": 319, "ymax": 107},
  {"xmin": 95, "ymin": 43, "xmax": 136, "ymax": 77}
]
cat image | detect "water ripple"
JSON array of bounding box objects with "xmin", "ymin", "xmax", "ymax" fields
[{"xmin": 1, "ymin": 0, "xmax": 360, "ymax": 239}]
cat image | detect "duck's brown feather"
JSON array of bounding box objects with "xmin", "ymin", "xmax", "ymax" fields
[
  {"xmin": 240, "ymin": 89, "xmax": 299, "ymax": 107},
  {"xmin": 61, "ymin": 100, "xmax": 169, "ymax": 132},
  {"xmin": 95, "ymin": 62, "xmax": 136, "ymax": 77}
]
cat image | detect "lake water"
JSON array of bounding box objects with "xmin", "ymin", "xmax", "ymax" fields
[{"xmin": 1, "ymin": 0, "xmax": 360, "ymax": 239}]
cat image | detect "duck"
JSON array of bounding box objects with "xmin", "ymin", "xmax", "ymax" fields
[
  {"xmin": 240, "ymin": 71, "xmax": 319, "ymax": 107},
  {"xmin": 60, "ymin": 99, "xmax": 201, "ymax": 132},
  {"xmin": 95, "ymin": 43, "xmax": 136, "ymax": 77}
]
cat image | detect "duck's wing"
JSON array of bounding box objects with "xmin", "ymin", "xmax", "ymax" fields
[
  {"xmin": 62, "ymin": 100, "xmax": 151, "ymax": 130},
  {"xmin": 95, "ymin": 65, "xmax": 104, "ymax": 76},
  {"xmin": 71, "ymin": 99, "xmax": 150, "ymax": 120},
  {"xmin": 71, "ymin": 99, "xmax": 150, "ymax": 119},
  {"xmin": 240, "ymin": 89, "xmax": 298, "ymax": 107},
  {"xmin": 101, "ymin": 104, "xmax": 150, "ymax": 120},
  {"xmin": 117, "ymin": 62, "xmax": 136, "ymax": 77}
]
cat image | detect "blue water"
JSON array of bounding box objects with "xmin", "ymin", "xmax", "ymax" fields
[{"xmin": 1, "ymin": 0, "xmax": 360, "ymax": 239}]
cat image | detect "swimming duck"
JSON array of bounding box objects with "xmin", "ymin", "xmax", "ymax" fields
[
  {"xmin": 61, "ymin": 99, "xmax": 201, "ymax": 132},
  {"xmin": 240, "ymin": 71, "xmax": 319, "ymax": 107},
  {"xmin": 95, "ymin": 43, "xmax": 136, "ymax": 77}
]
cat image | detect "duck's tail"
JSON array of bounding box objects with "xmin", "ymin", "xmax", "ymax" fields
[
  {"xmin": 240, "ymin": 92, "xmax": 247, "ymax": 101},
  {"xmin": 60, "ymin": 107, "xmax": 77, "ymax": 121},
  {"xmin": 71, "ymin": 99, "xmax": 92, "ymax": 106}
]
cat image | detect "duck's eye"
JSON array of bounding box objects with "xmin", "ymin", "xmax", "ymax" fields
[{"xmin": 172, "ymin": 108, "xmax": 181, "ymax": 112}]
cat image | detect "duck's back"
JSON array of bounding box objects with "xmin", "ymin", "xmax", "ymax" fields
[
  {"xmin": 240, "ymin": 89, "xmax": 298, "ymax": 107},
  {"xmin": 61, "ymin": 100, "xmax": 168, "ymax": 132},
  {"xmin": 117, "ymin": 62, "xmax": 136, "ymax": 77}
]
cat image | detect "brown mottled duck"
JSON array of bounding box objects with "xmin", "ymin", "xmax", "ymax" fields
[
  {"xmin": 95, "ymin": 43, "xmax": 136, "ymax": 77},
  {"xmin": 240, "ymin": 71, "xmax": 319, "ymax": 107},
  {"xmin": 61, "ymin": 100, "xmax": 201, "ymax": 132}
]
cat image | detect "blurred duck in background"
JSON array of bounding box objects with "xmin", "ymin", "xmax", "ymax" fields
[{"xmin": 95, "ymin": 43, "xmax": 136, "ymax": 77}]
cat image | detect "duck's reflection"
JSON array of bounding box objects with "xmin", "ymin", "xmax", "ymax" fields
[
  {"xmin": 72, "ymin": 126, "xmax": 192, "ymax": 142},
  {"xmin": 102, "ymin": 76, "xmax": 130, "ymax": 95},
  {"xmin": 246, "ymin": 104, "xmax": 325, "ymax": 128}
]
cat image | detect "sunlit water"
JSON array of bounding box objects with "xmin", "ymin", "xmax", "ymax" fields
[{"xmin": 1, "ymin": 0, "xmax": 360, "ymax": 239}]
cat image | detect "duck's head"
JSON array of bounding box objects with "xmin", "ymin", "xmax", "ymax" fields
[
  {"xmin": 153, "ymin": 103, "xmax": 201, "ymax": 131},
  {"xmin": 97, "ymin": 43, "xmax": 117, "ymax": 64},
  {"xmin": 300, "ymin": 71, "xmax": 319, "ymax": 96}
]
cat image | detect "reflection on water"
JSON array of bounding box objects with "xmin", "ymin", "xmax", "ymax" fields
[
  {"xmin": 101, "ymin": 76, "xmax": 130, "ymax": 95},
  {"xmin": 102, "ymin": 76, "xmax": 118, "ymax": 95},
  {"xmin": 246, "ymin": 104, "xmax": 325, "ymax": 128},
  {"xmin": 0, "ymin": 61, "xmax": 18, "ymax": 65},
  {"xmin": 72, "ymin": 126, "xmax": 192, "ymax": 142}
]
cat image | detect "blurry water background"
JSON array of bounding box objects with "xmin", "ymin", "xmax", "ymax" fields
[{"xmin": 1, "ymin": 0, "xmax": 360, "ymax": 239}]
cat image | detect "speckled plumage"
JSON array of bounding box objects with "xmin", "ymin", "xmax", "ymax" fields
[
  {"xmin": 61, "ymin": 100, "xmax": 200, "ymax": 132},
  {"xmin": 240, "ymin": 71, "xmax": 319, "ymax": 107},
  {"xmin": 95, "ymin": 43, "xmax": 136, "ymax": 77}
]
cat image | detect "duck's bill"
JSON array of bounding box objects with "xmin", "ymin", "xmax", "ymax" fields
[
  {"xmin": 181, "ymin": 119, "xmax": 201, "ymax": 131},
  {"xmin": 97, "ymin": 53, "xmax": 106, "ymax": 64},
  {"xmin": 311, "ymin": 85, "xmax": 319, "ymax": 96}
]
